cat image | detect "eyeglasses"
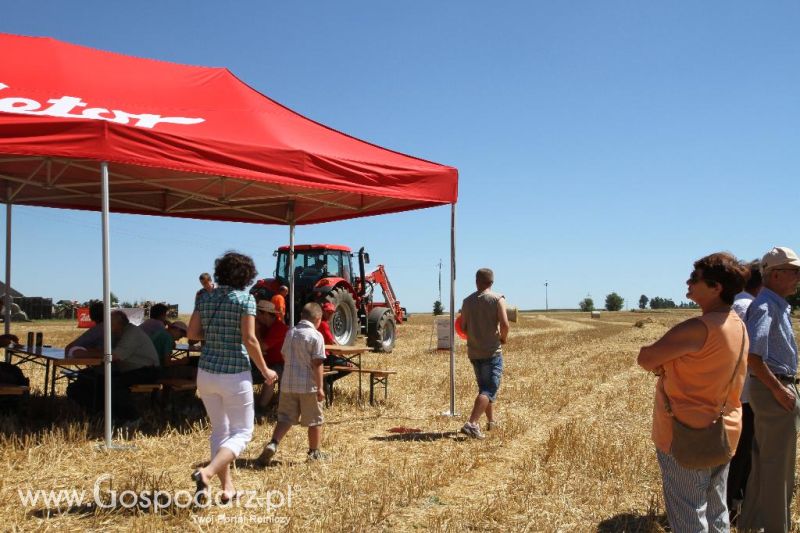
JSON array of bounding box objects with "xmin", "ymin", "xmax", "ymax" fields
[
  {"xmin": 773, "ymin": 268, "xmax": 800, "ymax": 276},
  {"xmin": 688, "ymin": 271, "xmax": 717, "ymax": 286},
  {"xmin": 688, "ymin": 271, "xmax": 704, "ymax": 284}
]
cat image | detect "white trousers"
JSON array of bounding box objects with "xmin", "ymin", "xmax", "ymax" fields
[{"xmin": 196, "ymin": 369, "xmax": 254, "ymax": 458}]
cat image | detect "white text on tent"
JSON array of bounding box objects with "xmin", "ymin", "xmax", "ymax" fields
[{"xmin": 0, "ymin": 83, "xmax": 205, "ymax": 129}]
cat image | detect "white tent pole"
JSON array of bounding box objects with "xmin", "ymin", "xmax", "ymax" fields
[
  {"xmin": 101, "ymin": 161, "xmax": 113, "ymax": 447},
  {"xmin": 449, "ymin": 202, "xmax": 456, "ymax": 415},
  {"xmin": 288, "ymin": 203, "xmax": 295, "ymax": 328},
  {"xmin": 4, "ymin": 198, "xmax": 11, "ymax": 363}
]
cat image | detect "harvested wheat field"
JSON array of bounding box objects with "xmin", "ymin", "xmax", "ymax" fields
[{"xmin": 2, "ymin": 310, "xmax": 799, "ymax": 532}]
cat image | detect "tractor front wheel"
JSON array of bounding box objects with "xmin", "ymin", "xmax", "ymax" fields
[
  {"xmin": 367, "ymin": 308, "xmax": 396, "ymax": 353},
  {"xmin": 323, "ymin": 288, "xmax": 358, "ymax": 346}
]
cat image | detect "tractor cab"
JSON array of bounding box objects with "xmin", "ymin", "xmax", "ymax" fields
[{"xmin": 275, "ymin": 244, "xmax": 354, "ymax": 288}]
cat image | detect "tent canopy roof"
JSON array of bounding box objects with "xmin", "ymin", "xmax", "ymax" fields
[{"xmin": 0, "ymin": 33, "xmax": 457, "ymax": 225}]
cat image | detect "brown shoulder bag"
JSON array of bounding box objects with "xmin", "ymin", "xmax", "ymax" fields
[{"xmin": 666, "ymin": 323, "xmax": 746, "ymax": 470}]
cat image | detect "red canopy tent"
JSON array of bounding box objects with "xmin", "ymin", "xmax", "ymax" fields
[{"xmin": 0, "ymin": 33, "xmax": 459, "ymax": 447}]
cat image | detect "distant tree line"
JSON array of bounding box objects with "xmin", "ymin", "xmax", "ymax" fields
[
  {"xmin": 649, "ymin": 296, "xmax": 676, "ymax": 309},
  {"xmin": 578, "ymin": 293, "xmax": 624, "ymax": 312},
  {"xmin": 639, "ymin": 294, "xmax": 699, "ymax": 310},
  {"xmin": 579, "ymin": 292, "xmax": 701, "ymax": 313}
]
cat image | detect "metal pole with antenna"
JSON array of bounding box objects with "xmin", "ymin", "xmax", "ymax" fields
[
  {"xmin": 437, "ymin": 258, "xmax": 443, "ymax": 304},
  {"xmin": 545, "ymin": 281, "xmax": 549, "ymax": 312}
]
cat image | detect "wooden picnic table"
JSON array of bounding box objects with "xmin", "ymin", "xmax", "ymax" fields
[
  {"xmin": 325, "ymin": 344, "xmax": 367, "ymax": 402},
  {"xmin": 6, "ymin": 345, "xmax": 102, "ymax": 398}
]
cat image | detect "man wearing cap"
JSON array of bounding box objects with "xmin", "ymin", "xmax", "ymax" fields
[
  {"xmin": 149, "ymin": 319, "xmax": 188, "ymax": 366},
  {"xmin": 255, "ymin": 299, "xmax": 289, "ymax": 410},
  {"xmin": 740, "ymin": 246, "xmax": 800, "ymax": 533}
]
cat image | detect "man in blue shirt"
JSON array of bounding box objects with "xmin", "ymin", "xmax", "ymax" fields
[{"xmin": 740, "ymin": 247, "xmax": 800, "ymax": 533}]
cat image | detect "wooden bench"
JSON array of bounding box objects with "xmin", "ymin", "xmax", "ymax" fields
[
  {"xmin": 157, "ymin": 378, "xmax": 198, "ymax": 415},
  {"xmin": 0, "ymin": 385, "xmax": 29, "ymax": 395},
  {"xmin": 129, "ymin": 379, "xmax": 196, "ymax": 395},
  {"xmin": 129, "ymin": 379, "xmax": 197, "ymax": 414},
  {"xmin": 327, "ymin": 366, "xmax": 397, "ymax": 405},
  {"xmin": 128, "ymin": 383, "xmax": 163, "ymax": 410},
  {"xmin": 129, "ymin": 383, "xmax": 162, "ymax": 394},
  {"xmin": 157, "ymin": 377, "xmax": 196, "ymax": 393}
]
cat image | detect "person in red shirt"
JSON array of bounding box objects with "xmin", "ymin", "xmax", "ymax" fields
[
  {"xmin": 270, "ymin": 286, "xmax": 288, "ymax": 323},
  {"xmin": 317, "ymin": 302, "xmax": 336, "ymax": 346},
  {"xmin": 254, "ymin": 300, "xmax": 289, "ymax": 410}
]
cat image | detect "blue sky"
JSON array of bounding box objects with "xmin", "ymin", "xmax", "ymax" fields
[{"xmin": 1, "ymin": 1, "xmax": 798, "ymax": 313}]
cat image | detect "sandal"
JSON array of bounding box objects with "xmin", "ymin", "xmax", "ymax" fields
[{"xmin": 191, "ymin": 470, "xmax": 209, "ymax": 504}]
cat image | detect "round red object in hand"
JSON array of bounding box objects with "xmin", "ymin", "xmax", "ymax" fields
[{"xmin": 455, "ymin": 315, "xmax": 466, "ymax": 340}]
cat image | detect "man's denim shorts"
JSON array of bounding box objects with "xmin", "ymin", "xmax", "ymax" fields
[{"xmin": 470, "ymin": 352, "xmax": 503, "ymax": 402}]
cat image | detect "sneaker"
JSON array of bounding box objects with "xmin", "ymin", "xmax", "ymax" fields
[
  {"xmin": 460, "ymin": 422, "xmax": 485, "ymax": 440},
  {"xmin": 486, "ymin": 420, "xmax": 499, "ymax": 431},
  {"xmin": 256, "ymin": 441, "xmax": 278, "ymax": 466},
  {"xmin": 307, "ymin": 449, "xmax": 329, "ymax": 462}
]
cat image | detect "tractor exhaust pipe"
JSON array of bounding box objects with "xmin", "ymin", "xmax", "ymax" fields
[{"xmin": 358, "ymin": 247, "xmax": 368, "ymax": 297}]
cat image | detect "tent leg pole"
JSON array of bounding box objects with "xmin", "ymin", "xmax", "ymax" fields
[
  {"xmin": 449, "ymin": 203, "xmax": 456, "ymax": 416},
  {"xmin": 101, "ymin": 161, "xmax": 113, "ymax": 449},
  {"xmin": 289, "ymin": 221, "xmax": 295, "ymax": 328},
  {"xmin": 4, "ymin": 199, "xmax": 11, "ymax": 363}
]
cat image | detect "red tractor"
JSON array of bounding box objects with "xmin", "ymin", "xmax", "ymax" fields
[{"xmin": 251, "ymin": 245, "xmax": 407, "ymax": 352}]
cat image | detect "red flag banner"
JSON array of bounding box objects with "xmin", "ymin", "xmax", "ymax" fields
[{"xmin": 77, "ymin": 307, "xmax": 95, "ymax": 329}]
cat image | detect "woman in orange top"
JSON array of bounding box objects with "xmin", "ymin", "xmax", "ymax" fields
[{"xmin": 638, "ymin": 252, "xmax": 748, "ymax": 532}]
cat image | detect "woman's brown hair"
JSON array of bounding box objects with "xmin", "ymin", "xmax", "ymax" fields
[
  {"xmin": 693, "ymin": 252, "xmax": 747, "ymax": 305},
  {"xmin": 214, "ymin": 251, "xmax": 258, "ymax": 290}
]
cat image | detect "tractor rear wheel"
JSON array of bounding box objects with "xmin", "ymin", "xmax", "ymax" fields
[
  {"xmin": 367, "ymin": 308, "xmax": 396, "ymax": 353},
  {"xmin": 323, "ymin": 288, "xmax": 358, "ymax": 346}
]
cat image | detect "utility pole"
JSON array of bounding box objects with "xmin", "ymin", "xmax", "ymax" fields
[
  {"xmin": 545, "ymin": 280, "xmax": 549, "ymax": 312},
  {"xmin": 437, "ymin": 259, "xmax": 443, "ymax": 304}
]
